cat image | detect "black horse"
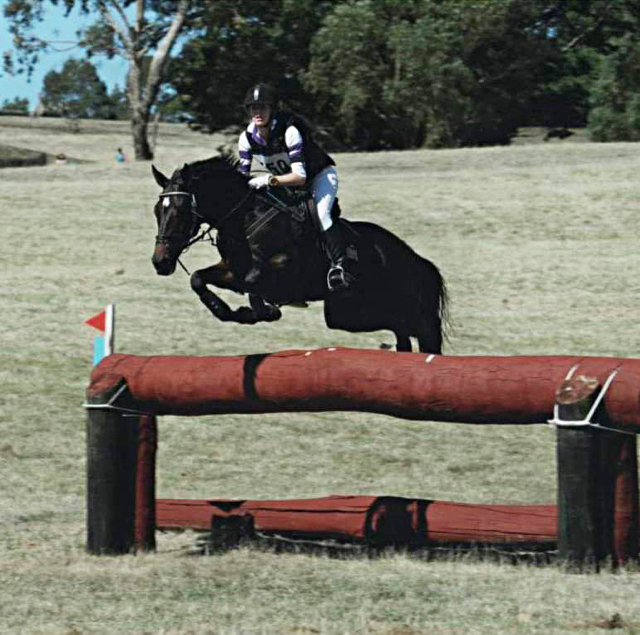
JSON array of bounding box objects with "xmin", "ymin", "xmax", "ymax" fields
[{"xmin": 151, "ymin": 155, "xmax": 448, "ymax": 353}]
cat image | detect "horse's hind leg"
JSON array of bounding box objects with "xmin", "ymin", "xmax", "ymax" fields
[
  {"xmin": 395, "ymin": 333, "xmax": 412, "ymax": 352},
  {"xmin": 417, "ymin": 321, "xmax": 442, "ymax": 354}
]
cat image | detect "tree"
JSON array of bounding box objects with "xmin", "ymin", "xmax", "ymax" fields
[
  {"xmin": 4, "ymin": 0, "xmax": 191, "ymax": 160},
  {"xmin": 520, "ymin": 0, "xmax": 640, "ymax": 128},
  {"xmin": 168, "ymin": 0, "xmax": 335, "ymax": 135},
  {"xmin": 106, "ymin": 84, "xmax": 130, "ymax": 120},
  {"xmin": 305, "ymin": 0, "xmax": 556, "ymax": 149},
  {"xmin": 1, "ymin": 96, "xmax": 30, "ymax": 113},
  {"xmin": 40, "ymin": 58, "xmax": 112, "ymax": 118},
  {"xmin": 588, "ymin": 33, "xmax": 640, "ymax": 141}
]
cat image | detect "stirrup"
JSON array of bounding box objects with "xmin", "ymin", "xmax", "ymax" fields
[{"xmin": 327, "ymin": 263, "xmax": 352, "ymax": 292}]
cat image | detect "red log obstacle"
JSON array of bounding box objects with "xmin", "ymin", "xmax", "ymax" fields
[
  {"xmin": 155, "ymin": 496, "xmax": 557, "ymax": 546},
  {"xmin": 85, "ymin": 348, "xmax": 640, "ymax": 568},
  {"xmin": 88, "ymin": 349, "xmax": 640, "ymax": 428}
]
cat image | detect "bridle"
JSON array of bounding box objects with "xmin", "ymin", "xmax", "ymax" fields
[
  {"xmin": 156, "ymin": 190, "xmax": 212, "ymax": 274},
  {"xmin": 155, "ymin": 181, "xmax": 256, "ymax": 274},
  {"xmin": 156, "ymin": 191, "xmax": 201, "ymax": 246}
]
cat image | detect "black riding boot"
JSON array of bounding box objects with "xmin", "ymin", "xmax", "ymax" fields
[{"xmin": 323, "ymin": 223, "xmax": 352, "ymax": 291}]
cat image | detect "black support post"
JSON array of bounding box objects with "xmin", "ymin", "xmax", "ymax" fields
[{"xmin": 86, "ymin": 380, "xmax": 139, "ymax": 555}]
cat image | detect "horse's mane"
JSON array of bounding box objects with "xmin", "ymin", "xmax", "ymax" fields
[{"xmin": 186, "ymin": 153, "xmax": 243, "ymax": 179}]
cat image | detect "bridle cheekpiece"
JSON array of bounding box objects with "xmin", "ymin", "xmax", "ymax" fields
[{"xmin": 156, "ymin": 190, "xmax": 202, "ymax": 247}]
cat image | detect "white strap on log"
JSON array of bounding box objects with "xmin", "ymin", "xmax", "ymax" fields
[
  {"xmin": 83, "ymin": 382, "xmax": 151, "ymax": 417},
  {"xmin": 548, "ymin": 369, "xmax": 633, "ymax": 435}
]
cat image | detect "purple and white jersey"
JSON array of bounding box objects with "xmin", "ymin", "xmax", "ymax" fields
[{"xmin": 238, "ymin": 117, "xmax": 306, "ymax": 179}]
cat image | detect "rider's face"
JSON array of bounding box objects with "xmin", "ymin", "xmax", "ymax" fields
[{"xmin": 250, "ymin": 103, "xmax": 271, "ymax": 128}]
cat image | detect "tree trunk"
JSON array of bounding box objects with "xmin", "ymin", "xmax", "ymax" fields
[{"xmin": 131, "ymin": 110, "xmax": 153, "ymax": 160}]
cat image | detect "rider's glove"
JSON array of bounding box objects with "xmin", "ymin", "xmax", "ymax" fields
[{"xmin": 248, "ymin": 174, "xmax": 271, "ymax": 189}]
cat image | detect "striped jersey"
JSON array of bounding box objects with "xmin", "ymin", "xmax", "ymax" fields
[{"xmin": 238, "ymin": 111, "xmax": 334, "ymax": 183}]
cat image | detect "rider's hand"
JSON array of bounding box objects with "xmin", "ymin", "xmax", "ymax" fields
[{"xmin": 248, "ymin": 174, "xmax": 271, "ymax": 189}]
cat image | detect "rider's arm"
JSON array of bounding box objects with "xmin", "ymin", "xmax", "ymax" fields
[
  {"xmin": 269, "ymin": 125, "xmax": 307, "ymax": 188},
  {"xmin": 269, "ymin": 172, "xmax": 306, "ymax": 187},
  {"xmin": 238, "ymin": 130, "xmax": 253, "ymax": 176}
]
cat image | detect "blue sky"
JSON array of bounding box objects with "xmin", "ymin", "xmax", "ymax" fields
[{"xmin": 0, "ymin": 3, "xmax": 129, "ymax": 109}]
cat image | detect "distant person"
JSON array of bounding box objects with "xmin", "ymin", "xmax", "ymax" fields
[
  {"xmin": 55, "ymin": 153, "xmax": 67, "ymax": 165},
  {"xmin": 238, "ymin": 83, "xmax": 350, "ymax": 291},
  {"xmin": 115, "ymin": 148, "xmax": 127, "ymax": 163}
]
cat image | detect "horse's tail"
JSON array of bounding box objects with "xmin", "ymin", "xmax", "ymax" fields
[{"xmin": 418, "ymin": 257, "xmax": 450, "ymax": 353}]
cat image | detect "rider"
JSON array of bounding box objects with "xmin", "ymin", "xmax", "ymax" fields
[{"xmin": 238, "ymin": 83, "xmax": 350, "ymax": 291}]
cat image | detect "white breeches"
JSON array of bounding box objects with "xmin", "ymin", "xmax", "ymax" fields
[{"xmin": 310, "ymin": 166, "xmax": 338, "ymax": 231}]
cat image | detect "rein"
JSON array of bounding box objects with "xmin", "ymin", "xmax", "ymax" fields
[
  {"xmin": 244, "ymin": 190, "xmax": 295, "ymax": 239},
  {"xmin": 213, "ymin": 190, "xmax": 255, "ymax": 228}
]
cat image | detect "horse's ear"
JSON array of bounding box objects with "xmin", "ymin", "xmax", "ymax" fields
[{"xmin": 152, "ymin": 164, "xmax": 169, "ymax": 188}]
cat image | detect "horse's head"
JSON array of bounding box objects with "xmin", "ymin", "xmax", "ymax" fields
[{"xmin": 151, "ymin": 163, "xmax": 201, "ymax": 276}]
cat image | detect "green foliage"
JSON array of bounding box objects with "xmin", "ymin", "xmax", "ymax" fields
[
  {"xmin": 41, "ymin": 58, "xmax": 113, "ymax": 119},
  {"xmin": 588, "ymin": 34, "xmax": 640, "ymax": 141},
  {"xmin": 106, "ymin": 85, "xmax": 130, "ymax": 120},
  {"xmin": 6, "ymin": 0, "xmax": 640, "ymax": 149},
  {"xmin": 521, "ymin": 0, "xmax": 640, "ymax": 128},
  {"xmin": 305, "ymin": 0, "xmax": 549, "ymax": 148},
  {"xmin": 169, "ymin": 0, "xmax": 334, "ymax": 132},
  {"xmin": 4, "ymin": 0, "xmax": 191, "ymax": 159},
  {"xmin": 1, "ymin": 96, "xmax": 30, "ymax": 113}
]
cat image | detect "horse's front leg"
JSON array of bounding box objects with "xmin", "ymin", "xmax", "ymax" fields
[
  {"xmin": 249, "ymin": 294, "xmax": 282, "ymax": 322},
  {"xmin": 190, "ymin": 263, "xmax": 255, "ymax": 324},
  {"xmin": 190, "ymin": 263, "xmax": 279, "ymax": 325}
]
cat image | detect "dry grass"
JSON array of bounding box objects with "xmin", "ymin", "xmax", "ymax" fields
[{"xmin": 1, "ymin": 116, "xmax": 639, "ymax": 633}]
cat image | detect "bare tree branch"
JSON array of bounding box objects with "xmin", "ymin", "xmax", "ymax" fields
[
  {"xmin": 95, "ymin": 0, "xmax": 134, "ymax": 54},
  {"xmin": 143, "ymin": 0, "xmax": 189, "ymax": 110}
]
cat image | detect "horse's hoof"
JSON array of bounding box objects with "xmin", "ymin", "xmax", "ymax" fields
[
  {"xmin": 263, "ymin": 307, "xmax": 282, "ymax": 322},
  {"xmin": 234, "ymin": 307, "xmax": 258, "ymax": 324}
]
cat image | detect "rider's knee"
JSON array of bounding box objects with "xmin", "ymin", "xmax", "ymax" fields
[{"xmin": 316, "ymin": 200, "xmax": 333, "ymax": 231}]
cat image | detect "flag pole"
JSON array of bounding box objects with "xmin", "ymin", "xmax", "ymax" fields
[{"xmin": 105, "ymin": 303, "xmax": 115, "ymax": 357}]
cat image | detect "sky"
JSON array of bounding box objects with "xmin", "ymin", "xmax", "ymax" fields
[{"xmin": 0, "ymin": 3, "xmax": 130, "ymax": 109}]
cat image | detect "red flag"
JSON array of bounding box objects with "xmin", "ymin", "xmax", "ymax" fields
[{"xmin": 85, "ymin": 310, "xmax": 106, "ymax": 332}]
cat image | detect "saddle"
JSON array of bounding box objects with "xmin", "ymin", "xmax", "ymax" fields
[
  {"xmin": 249, "ymin": 188, "xmax": 341, "ymax": 240},
  {"xmin": 243, "ymin": 188, "xmax": 348, "ymax": 287}
]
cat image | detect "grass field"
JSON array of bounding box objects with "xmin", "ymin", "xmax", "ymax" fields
[{"xmin": 1, "ymin": 116, "xmax": 639, "ymax": 634}]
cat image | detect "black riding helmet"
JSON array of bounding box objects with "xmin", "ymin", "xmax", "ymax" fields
[{"xmin": 244, "ymin": 83, "xmax": 278, "ymax": 112}]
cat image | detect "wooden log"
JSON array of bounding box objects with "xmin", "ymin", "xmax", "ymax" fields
[
  {"xmin": 88, "ymin": 349, "xmax": 640, "ymax": 431},
  {"xmin": 556, "ymin": 374, "xmax": 639, "ymax": 569},
  {"xmin": 155, "ymin": 496, "xmax": 558, "ymax": 546},
  {"xmin": 134, "ymin": 414, "xmax": 157, "ymax": 552},
  {"xmin": 611, "ymin": 435, "xmax": 638, "ymax": 564},
  {"xmin": 556, "ymin": 375, "xmax": 601, "ymax": 570},
  {"xmin": 86, "ymin": 378, "xmax": 158, "ymax": 554},
  {"xmin": 86, "ymin": 378, "xmax": 138, "ymax": 555},
  {"xmin": 598, "ymin": 420, "xmax": 638, "ymax": 566},
  {"xmin": 86, "ymin": 349, "xmax": 640, "ymax": 558}
]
